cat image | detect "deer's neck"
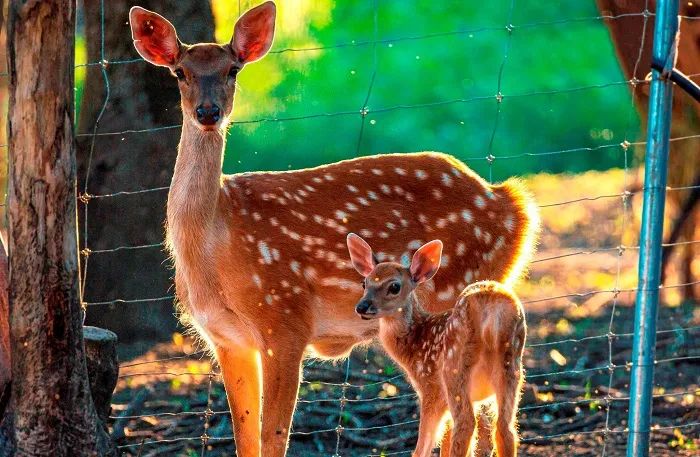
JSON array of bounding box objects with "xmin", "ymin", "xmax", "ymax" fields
[
  {"xmin": 378, "ymin": 295, "xmax": 430, "ymax": 366},
  {"xmin": 167, "ymin": 120, "xmax": 225, "ymax": 263}
]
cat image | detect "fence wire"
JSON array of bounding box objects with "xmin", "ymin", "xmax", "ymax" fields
[{"xmin": 62, "ymin": 1, "xmax": 700, "ymax": 456}]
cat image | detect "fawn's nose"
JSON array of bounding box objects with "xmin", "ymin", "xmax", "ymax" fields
[
  {"xmin": 196, "ymin": 104, "xmax": 222, "ymax": 126},
  {"xmin": 355, "ymin": 299, "xmax": 376, "ymax": 318}
]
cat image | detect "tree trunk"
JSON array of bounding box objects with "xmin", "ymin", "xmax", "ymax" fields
[
  {"xmin": 77, "ymin": 0, "xmax": 215, "ymax": 343},
  {"xmin": 1, "ymin": 0, "xmax": 114, "ymax": 455}
]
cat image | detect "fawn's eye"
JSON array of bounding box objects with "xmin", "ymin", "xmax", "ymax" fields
[
  {"xmin": 173, "ymin": 68, "xmax": 185, "ymax": 80},
  {"xmin": 228, "ymin": 66, "xmax": 239, "ymax": 78},
  {"xmin": 361, "ymin": 280, "xmax": 366, "ymax": 290},
  {"xmin": 388, "ymin": 283, "xmax": 401, "ymax": 295}
]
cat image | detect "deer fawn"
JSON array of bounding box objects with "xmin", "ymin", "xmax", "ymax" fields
[
  {"xmin": 347, "ymin": 234, "xmax": 526, "ymax": 457},
  {"xmin": 129, "ymin": 2, "xmax": 539, "ymax": 456}
]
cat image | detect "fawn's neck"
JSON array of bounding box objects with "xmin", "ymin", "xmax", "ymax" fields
[
  {"xmin": 378, "ymin": 294, "xmax": 430, "ymax": 365},
  {"xmin": 167, "ymin": 119, "xmax": 225, "ymax": 262}
]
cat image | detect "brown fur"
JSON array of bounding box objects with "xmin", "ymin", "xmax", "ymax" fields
[
  {"xmin": 130, "ymin": 2, "xmax": 540, "ymax": 456},
  {"xmin": 368, "ymin": 274, "xmax": 526, "ymax": 457}
]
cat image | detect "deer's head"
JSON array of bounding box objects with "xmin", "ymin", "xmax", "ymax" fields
[
  {"xmin": 346, "ymin": 233, "xmax": 443, "ymax": 320},
  {"xmin": 129, "ymin": 1, "xmax": 276, "ymax": 132}
]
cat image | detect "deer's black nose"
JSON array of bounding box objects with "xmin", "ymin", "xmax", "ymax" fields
[
  {"xmin": 355, "ymin": 300, "xmax": 376, "ymax": 318},
  {"xmin": 196, "ymin": 104, "xmax": 221, "ymax": 126}
]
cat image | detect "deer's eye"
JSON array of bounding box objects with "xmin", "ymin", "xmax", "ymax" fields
[
  {"xmin": 228, "ymin": 66, "xmax": 239, "ymax": 78},
  {"xmin": 361, "ymin": 280, "xmax": 366, "ymax": 290},
  {"xmin": 173, "ymin": 68, "xmax": 185, "ymax": 80},
  {"xmin": 388, "ymin": 283, "xmax": 401, "ymax": 295}
]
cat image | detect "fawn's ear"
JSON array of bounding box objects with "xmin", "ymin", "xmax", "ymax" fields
[
  {"xmin": 347, "ymin": 233, "xmax": 378, "ymax": 277},
  {"xmin": 130, "ymin": 7, "xmax": 181, "ymax": 67},
  {"xmin": 410, "ymin": 240, "xmax": 443, "ymax": 284},
  {"xmin": 231, "ymin": 1, "xmax": 276, "ymax": 64}
]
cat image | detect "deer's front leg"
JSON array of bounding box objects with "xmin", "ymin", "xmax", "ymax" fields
[
  {"xmin": 217, "ymin": 346, "xmax": 262, "ymax": 457},
  {"xmin": 413, "ymin": 388, "xmax": 448, "ymax": 457},
  {"xmin": 260, "ymin": 340, "xmax": 306, "ymax": 457}
]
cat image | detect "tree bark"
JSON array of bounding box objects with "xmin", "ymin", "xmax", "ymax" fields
[
  {"xmin": 77, "ymin": 0, "xmax": 215, "ymax": 342},
  {"xmin": 2, "ymin": 0, "xmax": 114, "ymax": 455}
]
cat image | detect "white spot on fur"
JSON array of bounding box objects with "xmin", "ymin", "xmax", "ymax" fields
[
  {"xmin": 368, "ymin": 191, "xmax": 378, "ymax": 200},
  {"xmin": 400, "ymin": 252, "xmax": 411, "ymax": 266},
  {"xmin": 252, "ymin": 274, "xmax": 262, "ymax": 289},
  {"xmin": 347, "ymin": 185, "xmax": 359, "ymax": 193},
  {"xmin": 304, "ymin": 185, "xmax": 315, "ymax": 192},
  {"xmin": 335, "ymin": 210, "xmax": 348, "ymax": 220},
  {"xmin": 494, "ymin": 236, "xmax": 505, "ymax": 250},
  {"xmin": 395, "ymin": 167, "xmax": 406, "ymax": 175},
  {"xmin": 290, "ymin": 261, "xmax": 301, "ymax": 275},
  {"xmin": 462, "ymin": 209, "xmax": 473, "ymax": 222},
  {"xmin": 474, "ymin": 226, "xmax": 482, "ymax": 239},
  {"xmin": 475, "ymin": 195, "xmax": 485, "ymax": 208},
  {"xmin": 415, "ymin": 170, "xmax": 428, "ymax": 179},
  {"xmin": 438, "ymin": 286, "xmax": 455, "ymax": 301},
  {"xmin": 372, "ymin": 169, "xmax": 383, "ymax": 175},
  {"xmin": 464, "ymin": 270, "xmax": 473, "ymax": 283},
  {"xmin": 379, "ymin": 232, "xmax": 389, "ymax": 239},
  {"xmin": 258, "ymin": 241, "xmax": 273, "ymax": 264},
  {"xmin": 436, "ymin": 218, "xmax": 447, "ymax": 229},
  {"xmin": 432, "ymin": 189, "xmax": 443, "ymax": 200},
  {"xmin": 303, "ymin": 267, "xmax": 317, "ymax": 282},
  {"xmin": 313, "ymin": 177, "xmax": 323, "ymax": 183},
  {"xmin": 360, "ymin": 229, "xmax": 373, "ymax": 238},
  {"xmin": 346, "ymin": 202, "xmax": 359, "ymax": 211},
  {"xmin": 357, "ymin": 197, "xmax": 370, "ymax": 206},
  {"xmin": 441, "ymin": 173, "xmax": 453, "ymax": 187},
  {"xmin": 440, "ymin": 254, "xmax": 450, "ymax": 267},
  {"xmin": 380, "ymin": 184, "xmax": 391, "ymax": 194},
  {"xmin": 504, "ymin": 215, "xmax": 515, "ymax": 232},
  {"xmin": 456, "ymin": 242, "xmax": 466, "ymax": 256},
  {"xmin": 408, "ymin": 240, "xmax": 423, "ymax": 250}
]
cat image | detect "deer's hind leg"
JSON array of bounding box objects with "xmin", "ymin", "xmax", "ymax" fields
[{"xmin": 493, "ymin": 332, "xmax": 525, "ymax": 457}]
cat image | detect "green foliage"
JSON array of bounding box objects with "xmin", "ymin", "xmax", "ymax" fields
[{"xmin": 221, "ymin": 0, "xmax": 640, "ymax": 180}]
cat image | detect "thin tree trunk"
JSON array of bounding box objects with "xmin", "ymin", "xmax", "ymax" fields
[
  {"xmin": 1, "ymin": 0, "xmax": 114, "ymax": 454},
  {"xmin": 77, "ymin": 0, "xmax": 215, "ymax": 342}
]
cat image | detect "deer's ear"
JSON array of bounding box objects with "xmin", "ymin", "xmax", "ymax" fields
[
  {"xmin": 231, "ymin": 1, "xmax": 276, "ymax": 64},
  {"xmin": 410, "ymin": 240, "xmax": 443, "ymax": 284},
  {"xmin": 130, "ymin": 7, "xmax": 181, "ymax": 67},
  {"xmin": 347, "ymin": 233, "xmax": 377, "ymax": 277}
]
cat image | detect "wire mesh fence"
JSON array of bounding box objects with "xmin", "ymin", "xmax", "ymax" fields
[{"xmin": 36, "ymin": 0, "xmax": 700, "ymax": 456}]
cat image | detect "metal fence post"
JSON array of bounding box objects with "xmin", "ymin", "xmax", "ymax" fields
[{"xmin": 626, "ymin": 1, "xmax": 678, "ymax": 456}]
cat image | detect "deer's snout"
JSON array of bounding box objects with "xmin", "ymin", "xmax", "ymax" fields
[
  {"xmin": 355, "ymin": 299, "xmax": 377, "ymax": 319},
  {"xmin": 196, "ymin": 104, "xmax": 222, "ymax": 126}
]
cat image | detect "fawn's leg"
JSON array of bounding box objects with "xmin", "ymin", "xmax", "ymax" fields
[
  {"xmin": 259, "ymin": 340, "xmax": 306, "ymax": 457},
  {"xmin": 446, "ymin": 397, "xmax": 476, "ymax": 457},
  {"xmin": 217, "ymin": 345, "xmax": 262, "ymax": 457},
  {"xmin": 413, "ymin": 387, "xmax": 448, "ymax": 457},
  {"xmin": 493, "ymin": 349, "xmax": 524, "ymax": 457},
  {"xmin": 474, "ymin": 404, "xmax": 494, "ymax": 457},
  {"xmin": 438, "ymin": 421, "xmax": 452, "ymax": 456}
]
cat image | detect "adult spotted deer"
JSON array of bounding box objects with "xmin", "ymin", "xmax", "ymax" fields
[
  {"xmin": 347, "ymin": 234, "xmax": 526, "ymax": 457},
  {"xmin": 129, "ymin": 2, "xmax": 539, "ymax": 456}
]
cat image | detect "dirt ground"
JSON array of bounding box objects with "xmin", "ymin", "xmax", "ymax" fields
[
  {"xmin": 111, "ymin": 298, "xmax": 698, "ymax": 457},
  {"xmin": 110, "ymin": 169, "xmax": 700, "ymax": 456}
]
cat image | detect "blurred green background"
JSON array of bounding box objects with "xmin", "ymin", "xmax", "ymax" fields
[{"xmin": 72, "ymin": 0, "xmax": 638, "ymax": 181}]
